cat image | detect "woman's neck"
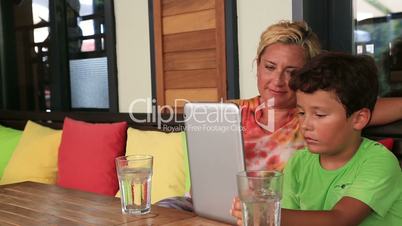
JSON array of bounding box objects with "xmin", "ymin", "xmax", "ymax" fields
[
  {"xmin": 256, "ymin": 97, "xmax": 297, "ymax": 132},
  {"xmin": 259, "ymin": 108, "xmax": 295, "ymax": 129}
]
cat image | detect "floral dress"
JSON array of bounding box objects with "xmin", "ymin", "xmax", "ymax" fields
[{"xmin": 233, "ymin": 96, "xmax": 305, "ymax": 171}]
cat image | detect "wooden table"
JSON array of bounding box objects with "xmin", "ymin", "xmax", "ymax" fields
[{"xmin": 0, "ymin": 182, "xmax": 230, "ymax": 226}]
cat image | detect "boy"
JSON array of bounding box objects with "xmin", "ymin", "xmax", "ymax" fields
[
  {"xmin": 231, "ymin": 52, "xmax": 402, "ymax": 225},
  {"xmin": 282, "ymin": 52, "xmax": 402, "ymax": 225}
]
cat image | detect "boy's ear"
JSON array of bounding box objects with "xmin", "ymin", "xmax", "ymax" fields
[{"xmin": 352, "ymin": 108, "xmax": 371, "ymax": 130}]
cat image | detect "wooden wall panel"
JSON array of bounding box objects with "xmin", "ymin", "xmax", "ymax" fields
[
  {"xmin": 153, "ymin": 0, "xmax": 227, "ymax": 110},
  {"xmin": 165, "ymin": 88, "xmax": 218, "ymax": 107},
  {"xmin": 165, "ymin": 69, "xmax": 217, "ymax": 89},
  {"xmin": 164, "ymin": 49, "xmax": 216, "ymax": 71},
  {"xmin": 163, "ymin": 29, "xmax": 216, "ymax": 53},
  {"xmin": 162, "ymin": 0, "xmax": 215, "ymax": 16},
  {"xmin": 163, "ymin": 9, "xmax": 215, "ymax": 35}
]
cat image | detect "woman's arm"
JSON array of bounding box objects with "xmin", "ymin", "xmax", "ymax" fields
[{"xmin": 370, "ymin": 97, "xmax": 402, "ymax": 125}]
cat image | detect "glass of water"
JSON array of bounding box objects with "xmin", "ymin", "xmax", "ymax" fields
[
  {"xmin": 237, "ymin": 170, "xmax": 282, "ymax": 226},
  {"xmin": 115, "ymin": 155, "xmax": 153, "ymax": 215}
]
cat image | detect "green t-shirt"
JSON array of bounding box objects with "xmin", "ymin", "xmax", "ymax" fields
[{"xmin": 282, "ymin": 138, "xmax": 402, "ymax": 226}]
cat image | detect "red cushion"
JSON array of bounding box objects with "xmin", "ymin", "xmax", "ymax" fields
[
  {"xmin": 378, "ymin": 138, "xmax": 394, "ymax": 151},
  {"xmin": 57, "ymin": 117, "xmax": 127, "ymax": 196}
]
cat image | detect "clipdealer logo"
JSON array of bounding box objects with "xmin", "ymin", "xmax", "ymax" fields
[
  {"xmin": 128, "ymin": 98, "xmax": 246, "ymax": 132},
  {"xmin": 128, "ymin": 98, "xmax": 189, "ymax": 129},
  {"xmin": 128, "ymin": 98, "xmax": 276, "ymax": 132}
]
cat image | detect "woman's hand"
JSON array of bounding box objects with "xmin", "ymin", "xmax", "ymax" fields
[{"xmin": 230, "ymin": 197, "xmax": 243, "ymax": 226}]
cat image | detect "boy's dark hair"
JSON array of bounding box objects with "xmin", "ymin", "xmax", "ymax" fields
[{"xmin": 289, "ymin": 52, "xmax": 379, "ymax": 117}]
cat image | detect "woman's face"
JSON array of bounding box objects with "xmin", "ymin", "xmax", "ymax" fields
[{"xmin": 257, "ymin": 43, "xmax": 306, "ymax": 108}]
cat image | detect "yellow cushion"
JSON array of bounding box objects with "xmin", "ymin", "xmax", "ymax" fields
[
  {"xmin": 0, "ymin": 121, "xmax": 61, "ymax": 185},
  {"xmin": 116, "ymin": 128, "xmax": 187, "ymax": 203}
]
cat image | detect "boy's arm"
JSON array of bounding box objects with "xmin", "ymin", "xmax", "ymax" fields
[
  {"xmin": 370, "ymin": 97, "xmax": 402, "ymax": 125},
  {"xmin": 282, "ymin": 197, "xmax": 372, "ymax": 226}
]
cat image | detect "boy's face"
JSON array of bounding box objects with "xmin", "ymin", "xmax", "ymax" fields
[{"xmin": 296, "ymin": 90, "xmax": 360, "ymax": 156}]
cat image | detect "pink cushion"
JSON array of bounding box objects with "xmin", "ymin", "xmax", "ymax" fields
[
  {"xmin": 378, "ymin": 138, "xmax": 394, "ymax": 151},
  {"xmin": 57, "ymin": 117, "xmax": 127, "ymax": 196}
]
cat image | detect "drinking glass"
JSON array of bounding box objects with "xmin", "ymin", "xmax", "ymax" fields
[
  {"xmin": 237, "ymin": 170, "xmax": 283, "ymax": 226},
  {"xmin": 116, "ymin": 155, "xmax": 153, "ymax": 215}
]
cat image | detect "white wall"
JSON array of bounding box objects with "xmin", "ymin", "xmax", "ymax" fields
[
  {"xmin": 237, "ymin": 0, "xmax": 293, "ymax": 99},
  {"xmin": 115, "ymin": 0, "xmax": 152, "ymax": 113},
  {"xmin": 114, "ymin": 1, "xmax": 293, "ymax": 112}
]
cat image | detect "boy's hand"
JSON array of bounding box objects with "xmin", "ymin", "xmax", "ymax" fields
[{"xmin": 230, "ymin": 197, "xmax": 243, "ymax": 226}]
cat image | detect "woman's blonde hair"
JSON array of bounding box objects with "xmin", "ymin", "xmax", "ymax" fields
[{"xmin": 256, "ymin": 20, "xmax": 321, "ymax": 62}]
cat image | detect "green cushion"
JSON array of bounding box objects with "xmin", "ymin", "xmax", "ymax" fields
[{"xmin": 0, "ymin": 124, "xmax": 22, "ymax": 179}]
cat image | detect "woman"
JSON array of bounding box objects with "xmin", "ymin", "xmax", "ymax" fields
[{"xmin": 234, "ymin": 20, "xmax": 402, "ymax": 171}]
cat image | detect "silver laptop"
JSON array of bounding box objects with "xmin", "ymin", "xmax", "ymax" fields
[{"xmin": 184, "ymin": 102, "xmax": 245, "ymax": 224}]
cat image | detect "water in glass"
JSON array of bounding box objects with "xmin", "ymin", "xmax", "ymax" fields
[
  {"xmin": 118, "ymin": 167, "xmax": 152, "ymax": 215},
  {"xmin": 241, "ymin": 195, "xmax": 281, "ymax": 226}
]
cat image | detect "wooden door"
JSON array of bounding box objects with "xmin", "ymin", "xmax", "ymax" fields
[{"xmin": 152, "ymin": 0, "xmax": 227, "ymax": 111}]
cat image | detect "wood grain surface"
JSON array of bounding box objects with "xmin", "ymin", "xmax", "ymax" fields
[
  {"xmin": 0, "ymin": 182, "xmax": 229, "ymax": 226},
  {"xmin": 164, "ymin": 49, "xmax": 216, "ymax": 71},
  {"xmin": 165, "ymin": 88, "xmax": 218, "ymax": 107},
  {"xmin": 165, "ymin": 69, "xmax": 217, "ymax": 89},
  {"xmin": 163, "ymin": 9, "xmax": 215, "ymax": 35},
  {"xmin": 163, "ymin": 29, "xmax": 216, "ymax": 53},
  {"xmin": 153, "ymin": 0, "xmax": 228, "ymax": 108},
  {"xmin": 162, "ymin": 0, "xmax": 215, "ymax": 17}
]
